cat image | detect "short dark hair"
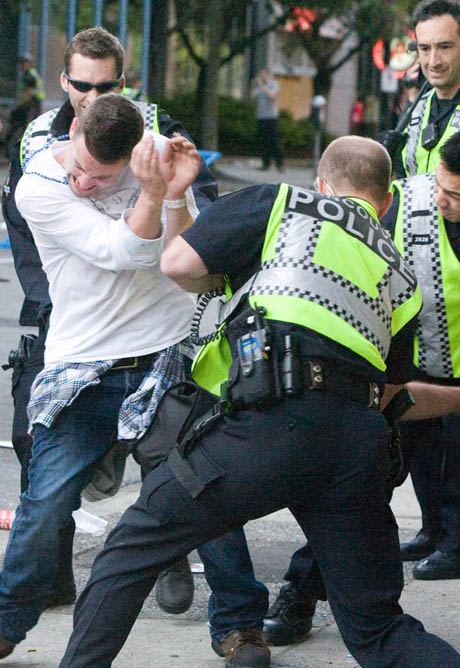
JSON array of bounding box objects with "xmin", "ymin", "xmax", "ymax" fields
[
  {"xmin": 413, "ymin": 0, "xmax": 460, "ymax": 29},
  {"xmin": 318, "ymin": 136, "xmax": 391, "ymax": 204},
  {"xmin": 440, "ymin": 131, "xmax": 460, "ymax": 174},
  {"xmin": 76, "ymin": 94, "xmax": 144, "ymax": 163},
  {"xmin": 64, "ymin": 27, "xmax": 124, "ymax": 79}
]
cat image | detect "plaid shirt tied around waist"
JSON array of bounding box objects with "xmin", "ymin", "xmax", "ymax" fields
[{"xmin": 27, "ymin": 340, "xmax": 195, "ymax": 441}]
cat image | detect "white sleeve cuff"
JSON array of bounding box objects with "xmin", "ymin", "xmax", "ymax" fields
[{"xmin": 114, "ymin": 209, "xmax": 164, "ymax": 264}]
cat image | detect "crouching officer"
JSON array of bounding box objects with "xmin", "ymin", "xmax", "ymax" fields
[{"xmin": 60, "ymin": 137, "xmax": 460, "ymax": 668}]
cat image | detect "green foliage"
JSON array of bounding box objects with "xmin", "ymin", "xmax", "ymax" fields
[{"xmin": 158, "ymin": 92, "xmax": 324, "ymax": 156}]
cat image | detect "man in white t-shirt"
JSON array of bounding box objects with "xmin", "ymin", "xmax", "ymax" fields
[{"xmin": 0, "ymin": 94, "xmax": 201, "ymax": 658}]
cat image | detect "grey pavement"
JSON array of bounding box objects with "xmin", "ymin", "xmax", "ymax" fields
[
  {"xmin": 214, "ymin": 157, "xmax": 314, "ymax": 194},
  {"xmin": 0, "ymin": 159, "xmax": 459, "ymax": 666}
]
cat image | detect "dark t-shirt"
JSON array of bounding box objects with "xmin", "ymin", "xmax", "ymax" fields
[{"xmin": 183, "ymin": 184, "xmax": 418, "ymax": 384}]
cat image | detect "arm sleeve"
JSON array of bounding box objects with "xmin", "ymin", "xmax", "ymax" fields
[
  {"xmin": 15, "ymin": 179, "xmax": 163, "ymax": 271},
  {"xmin": 385, "ymin": 316, "xmax": 418, "ymax": 384},
  {"xmin": 182, "ymin": 184, "xmax": 278, "ymax": 284},
  {"xmin": 158, "ymin": 111, "xmax": 218, "ymax": 210},
  {"xmin": 1, "ymin": 146, "xmax": 51, "ymax": 325}
]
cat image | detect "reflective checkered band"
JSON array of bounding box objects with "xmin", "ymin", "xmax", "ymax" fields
[
  {"xmin": 403, "ymin": 90, "xmax": 431, "ymax": 177},
  {"xmin": 216, "ymin": 187, "xmax": 418, "ymax": 365},
  {"xmin": 250, "ymin": 191, "xmax": 417, "ymax": 361},
  {"xmin": 255, "ymin": 257, "xmax": 392, "ymax": 359},
  {"xmin": 399, "ymin": 173, "xmax": 453, "ymax": 377},
  {"xmin": 136, "ymin": 101, "xmax": 158, "ymax": 132},
  {"xmin": 20, "ymin": 108, "xmax": 60, "ymax": 167}
]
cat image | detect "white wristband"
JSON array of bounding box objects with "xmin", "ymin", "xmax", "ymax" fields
[{"xmin": 163, "ymin": 198, "xmax": 186, "ymax": 210}]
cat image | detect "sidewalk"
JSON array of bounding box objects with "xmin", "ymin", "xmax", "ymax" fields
[
  {"xmin": 0, "ymin": 477, "xmax": 459, "ymax": 667},
  {"xmin": 214, "ymin": 156, "xmax": 314, "ymax": 193}
]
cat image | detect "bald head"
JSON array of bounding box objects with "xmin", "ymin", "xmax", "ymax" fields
[{"xmin": 317, "ymin": 136, "xmax": 392, "ymax": 207}]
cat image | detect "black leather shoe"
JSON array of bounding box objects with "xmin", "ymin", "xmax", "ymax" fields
[
  {"xmin": 400, "ymin": 531, "xmax": 438, "ymax": 562},
  {"xmin": 0, "ymin": 634, "xmax": 15, "ymax": 659},
  {"xmin": 211, "ymin": 629, "xmax": 271, "ymax": 667},
  {"xmin": 413, "ymin": 550, "xmax": 460, "ymax": 580},
  {"xmin": 263, "ymin": 584, "xmax": 316, "ymax": 646},
  {"xmin": 155, "ymin": 556, "xmax": 194, "ymax": 614}
]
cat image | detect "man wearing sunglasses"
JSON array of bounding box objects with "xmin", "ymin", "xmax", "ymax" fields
[{"xmin": 2, "ymin": 26, "xmax": 217, "ymax": 622}]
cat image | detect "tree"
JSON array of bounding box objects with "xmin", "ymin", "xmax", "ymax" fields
[
  {"xmin": 277, "ymin": 0, "xmax": 415, "ymax": 98},
  {"xmin": 170, "ymin": 0, "xmax": 292, "ymax": 148}
]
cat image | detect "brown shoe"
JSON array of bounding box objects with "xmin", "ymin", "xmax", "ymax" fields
[
  {"xmin": 211, "ymin": 629, "xmax": 271, "ymax": 667},
  {"xmin": 0, "ymin": 634, "xmax": 15, "ymax": 659}
]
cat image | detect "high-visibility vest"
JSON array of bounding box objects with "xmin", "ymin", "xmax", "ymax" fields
[
  {"xmin": 21, "ymin": 67, "xmax": 45, "ymax": 102},
  {"xmin": 402, "ymin": 88, "xmax": 460, "ymax": 176},
  {"xmin": 393, "ymin": 172, "xmax": 460, "ymax": 377},
  {"xmin": 193, "ymin": 185, "xmax": 422, "ymax": 395}
]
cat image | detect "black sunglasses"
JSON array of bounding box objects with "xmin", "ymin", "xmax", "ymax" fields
[{"xmin": 63, "ymin": 72, "xmax": 121, "ymax": 94}]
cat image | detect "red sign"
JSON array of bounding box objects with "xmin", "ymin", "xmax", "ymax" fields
[{"xmin": 372, "ymin": 35, "xmax": 416, "ymax": 80}]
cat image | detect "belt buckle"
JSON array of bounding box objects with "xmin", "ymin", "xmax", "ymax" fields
[
  {"xmin": 308, "ymin": 361, "xmax": 325, "ymax": 389},
  {"xmin": 113, "ymin": 357, "xmax": 139, "ymax": 370},
  {"xmin": 368, "ymin": 382, "xmax": 380, "ymax": 408}
]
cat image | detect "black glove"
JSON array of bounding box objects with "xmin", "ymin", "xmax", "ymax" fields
[{"xmin": 377, "ymin": 130, "xmax": 408, "ymax": 161}]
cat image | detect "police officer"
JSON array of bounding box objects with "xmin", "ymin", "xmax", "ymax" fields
[
  {"xmin": 382, "ymin": 131, "xmax": 460, "ymax": 578},
  {"xmin": 262, "ymin": 130, "xmax": 460, "ymax": 650},
  {"xmin": 390, "ymin": 0, "xmax": 460, "ymax": 177},
  {"xmin": 1, "ymin": 27, "xmax": 217, "ymax": 612},
  {"xmin": 59, "ymin": 136, "xmax": 460, "ymax": 668}
]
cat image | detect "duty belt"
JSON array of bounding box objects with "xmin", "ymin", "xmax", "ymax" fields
[{"xmin": 291, "ymin": 359, "xmax": 381, "ymax": 409}]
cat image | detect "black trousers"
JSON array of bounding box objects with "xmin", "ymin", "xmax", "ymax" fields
[
  {"xmin": 401, "ymin": 416, "xmax": 460, "ymax": 554},
  {"xmin": 10, "ymin": 325, "xmax": 75, "ymax": 582},
  {"xmin": 257, "ymin": 118, "xmax": 283, "ymax": 169},
  {"xmin": 60, "ymin": 391, "xmax": 460, "ymax": 668}
]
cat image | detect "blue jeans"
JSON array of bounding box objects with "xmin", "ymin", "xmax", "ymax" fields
[
  {"xmin": 0, "ymin": 367, "xmax": 147, "ymax": 644},
  {"xmin": 198, "ymin": 529, "xmax": 269, "ymax": 641}
]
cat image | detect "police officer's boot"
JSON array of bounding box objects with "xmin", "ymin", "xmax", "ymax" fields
[
  {"xmin": 263, "ymin": 584, "xmax": 316, "ymax": 646},
  {"xmin": 400, "ymin": 529, "xmax": 439, "ymax": 562},
  {"xmin": 155, "ymin": 556, "xmax": 194, "ymax": 614}
]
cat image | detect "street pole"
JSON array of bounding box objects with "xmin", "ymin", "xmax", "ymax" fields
[{"xmin": 311, "ymin": 95, "xmax": 326, "ymax": 174}]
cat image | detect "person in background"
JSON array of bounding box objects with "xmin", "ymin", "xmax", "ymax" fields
[
  {"xmin": 251, "ymin": 68, "xmax": 284, "ymax": 172},
  {"xmin": 123, "ymin": 69, "xmax": 144, "ymax": 101},
  {"xmin": 5, "ymin": 52, "xmax": 45, "ymax": 158},
  {"xmin": 350, "ymin": 96, "xmax": 366, "ymax": 135}
]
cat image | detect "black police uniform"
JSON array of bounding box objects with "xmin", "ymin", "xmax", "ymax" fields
[
  {"xmin": 60, "ymin": 186, "xmax": 460, "ymax": 668},
  {"xmin": 1, "ymin": 98, "xmax": 218, "ymax": 588}
]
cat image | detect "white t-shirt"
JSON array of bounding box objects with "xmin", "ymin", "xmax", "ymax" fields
[{"xmin": 15, "ymin": 143, "xmax": 196, "ymax": 365}]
